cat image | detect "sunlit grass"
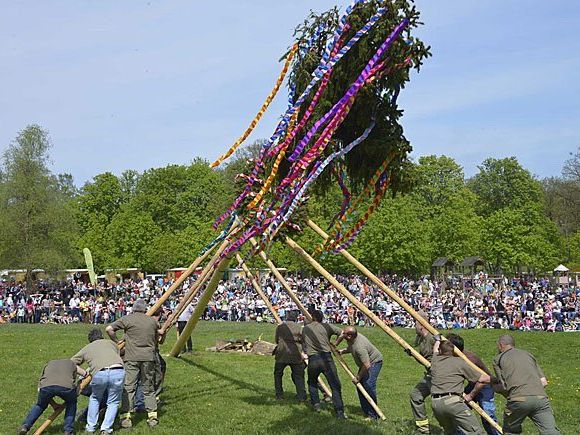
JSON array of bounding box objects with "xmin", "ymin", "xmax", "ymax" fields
[{"xmin": 1, "ymin": 322, "xmax": 577, "ymax": 434}]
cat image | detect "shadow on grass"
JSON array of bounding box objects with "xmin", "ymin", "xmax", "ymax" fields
[
  {"xmin": 263, "ymin": 405, "xmax": 387, "ymax": 435},
  {"xmin": 176, "ymin": 357, "xmax": 401, "ymax": 434}
]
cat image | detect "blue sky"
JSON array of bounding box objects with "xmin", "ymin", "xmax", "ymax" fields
[{"xmin": 1, "ymin": 1, "xmax": 579, "ymax": 185}]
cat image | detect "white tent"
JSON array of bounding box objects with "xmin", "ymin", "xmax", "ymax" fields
[{"xmin": 553, "ymin": 264, "xmax": 569, "ymax": 272}]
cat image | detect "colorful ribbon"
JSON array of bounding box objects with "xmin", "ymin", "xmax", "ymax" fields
[
  {"xmin": 215, "ymin": 5, "xmax": 388, "ymax": 227},
  {"xmin": 210, "ymin": 44, "xmax": 298, "ymax": 168}
]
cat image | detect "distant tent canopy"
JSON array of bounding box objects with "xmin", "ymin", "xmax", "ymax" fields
[{"xmin": 553, "ymin": 264, "xmax": 569, "ymax": 273}]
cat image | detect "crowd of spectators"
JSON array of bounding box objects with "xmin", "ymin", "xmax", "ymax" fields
[{"xmin": 0, "ymin": 272, "xmax": 578, "ymax": 332}]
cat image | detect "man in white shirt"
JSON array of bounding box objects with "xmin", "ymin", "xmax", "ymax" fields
[{"xmin": 176, "ymin": 303, "xmax": 194, "ymax": 354}]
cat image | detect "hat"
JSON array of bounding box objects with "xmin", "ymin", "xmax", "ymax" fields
[{"xmin": 132, "ymin": 298, "xmax": 147, "ymax": 313}]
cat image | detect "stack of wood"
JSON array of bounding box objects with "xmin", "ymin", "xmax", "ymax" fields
[{"xmin": 206, "ymin": 337, "xmax": 276, "ymax": 355}]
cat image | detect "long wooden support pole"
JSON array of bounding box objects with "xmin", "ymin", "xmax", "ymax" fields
[
  {"xmin": 147, "ymin": 243, "xmax": 216, "ymax": 316},
  {"xmin": 245, "ymin": 241, "xmax": 333, "ymax": 398},
  {"xmin": 249, "ymin": 238, "xmax": 311, "ymax": 318},
  {"xmin": 161, "ymin": 237, "xmax": 230, "ymax": 335},
  {"xmin": 306, "ymin": 220, "xmax": 488, "ymax": 375},
  {"xmin": 251, "ymin": 238, "xmax": 383, "ymax": 418},
  {"xmin": 37, "ymin": 238, "xmax": 232, "ymax": 432},
  {"xmin": 330, "ymin": 344, "xmax": 386, "ymax": 421},
  {"xmin": 285, "ymin": 235, "xmax": 502, "ymax": 433},
  {"xmin": 236, "ymin": 253, "xmax": 282, "ymax": 324},
  {"xmin": 169, "ymin": 256, "xmax": 232, "ymax": 357},
  {"xmin": 285, "ymin": 236, "xmax": 428, "ymax": 365}
]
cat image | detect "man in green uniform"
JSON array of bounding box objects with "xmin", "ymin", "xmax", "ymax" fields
[
  {"xmin": 106, "ymin": 298, "xmax": 162, "ymax": 429},
  {"xmin": 19, "ymin": 358, "xmax": 83, "ymax": 435},
  {"xmin": 302, "ymin": 309, "xmax": 345, "ymax": 418},
  {"xmin": 492, "ymin": 334, "xmax": 560, "ymax": 435},
  {"xmin": 409, "ymin": 312, "xmax": 437, "ymax": 433},
  {"xmin": 273, "ymin": 311, "xmax": 306, "ymax": 401},
  {"xmin": 445, "ymin": 333, "xmax": 500, "ymax": 435},
  {"xmin": 430, "ymin": 340, "xmax": 490, "ymax": 435},
  {"xmin": 336, "ymin": 326, "xmax": 383, "ymax": 420}
]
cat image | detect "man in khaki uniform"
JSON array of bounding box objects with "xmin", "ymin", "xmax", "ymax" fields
[
  {"xmin": 336, "ymin": 326, "xmax": 383, "ymax": 420},
  {"xmin": 492, "ymin": 334, "xmax": 560, "ymax": 435},
  {"xmin": 106, "ymin": 299, "xmax": 162, "ymax": 429},
  {"xmin": 273, "ymin": 311, "xmax": 306, "ymax": 401},
  {"xmin": 302, "ymin": 309, "xmax": 345, "ymax": 418},
  {"xmin": 430, "ymin": 340, "xmax": 490, "ymax": 434},
  {"xmin": 409, "ymin": 313, "xmax": 437, "ymax": 433}
]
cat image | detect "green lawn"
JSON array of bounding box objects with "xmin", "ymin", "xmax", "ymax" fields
[{"xmin": 0, "ymin": 322, "xmax": 578, "ymax": 434}]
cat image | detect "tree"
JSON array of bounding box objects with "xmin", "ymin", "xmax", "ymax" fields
[
  {"xmin": 355, "ymin": 195, "xmax": 432, "ymax": 274},
  {"xmin": 413, "ymin": 155, "xmax": 465, "ymax": 212},
  {"xmin": 468, "ymin": 157, "xmax": 543, "ymax": 216},
  {"xmin": 480, "ymin": 205, "xmax": 561, "ymax": 273},
  {"xmin": 562, "ymin": 148, "xmax": 580, "ymax": 181},
  {"xmin": 106, "ymin": 208, "xmax": 161, "ymax": 269},
  {"xmin": 75, "ymin": 172, "xmax": 125, "ymax": 269},
  {"xmin": 0, "ymin": 125, "xmax": 79, "ymax": 284},
  {"xmin": 130, "ymin": 159, "xmax": 229, "ymax": 232}
]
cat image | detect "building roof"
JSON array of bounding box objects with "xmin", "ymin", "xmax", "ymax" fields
[
  {"xmin": 432, "ymin": 257, "xmax": 454, "ymax": 267},
  {"xmin": 460, "ymin": 256, "xmax": 485, "ymax": 267}
]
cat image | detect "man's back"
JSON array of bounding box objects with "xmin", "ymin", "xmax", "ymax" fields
[
  {"xmin": 38, "ymin": 359, "xmax": 76, "ymax": 389},
  {"xmin": 493, "ymin": 348, "xmax": 546, "ymax": 399},
  {"xmin": 274, "ymin": 321, "xmax": 302, "ymax": 363},
  {"xmin": 110, "ymin": 312, "xmax": 158, "ymax": 361},
  {"xmin": 302, "ymin": 321, "xmax": 340, "ymax": 356},
  {"xmin": 71, "ymin": 339, "xmax": 123, "ymax": 374},
  {"xmin": 348, "ymin": 333, "xmax": 382, "ymax": 367}
]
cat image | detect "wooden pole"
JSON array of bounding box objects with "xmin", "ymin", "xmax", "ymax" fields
[
  {"xmin": 169, "ymin": 256, "xmax": 232, "ymax": 357},
  {"xmin": 36, "ymin": 238, "xmax": 232, "ymax": 433},
  {"xmin": 257, "ymin": 241, "xmax": 386, "ymax": 419},
  {"xmin": 249, "ymin": 237, "xmax": 311, "ymax": 319},
  {"xmin": 244, "ymin": 241, "xmax": 333, "ymax": 398},
  {"xmin": 285, "ymin": 235, "xmax": 502, "ymax": 433},
  {"xmin": 236, "ymin": 253, "xmax": 282, "ymax": 324},
  {"xmin": 286, "ymin": 236, "xmax": 428, "ymax": 365},
  {"xmin": 306, "ymin": 220, "xmax": 487, "ymax": 374},
  {"xmin": 330, "ymin": 345, "xmax": 386, "ymax": 421},
  {"xmin": 161, "ymin": 237, "xmax": 230, "ymax": 335},
  {"xmin": 146, "ymin": 243, "xmax": 216, "ymax": 316}
]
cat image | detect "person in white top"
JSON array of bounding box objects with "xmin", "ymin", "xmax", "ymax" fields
[{"xmin": 176, "ymin": 304, "xmax": 194, "ymax": 353}]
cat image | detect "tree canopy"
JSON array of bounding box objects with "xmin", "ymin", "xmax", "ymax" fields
[{"xmin": 0, "ymin": 127, "xmax": 574, "ymax": 276}]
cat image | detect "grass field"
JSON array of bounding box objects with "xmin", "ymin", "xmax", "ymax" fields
[{"xmin": 0, "ymin": 322, "xmax": 578, "ymax": 434}]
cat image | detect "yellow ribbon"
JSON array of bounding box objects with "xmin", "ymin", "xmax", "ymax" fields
[{"xmin": 211, "ymin": 44, "xmax": 298, "ymax": 168}]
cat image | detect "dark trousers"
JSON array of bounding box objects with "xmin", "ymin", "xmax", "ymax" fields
[
  {"xmin": 23, "ymin": 386, "xmax": 77, "ymax": 432},
  {"xmin": 274, "ymin": 361, "xmax": 306, "ymax": 400},
  {"xmin": 358, "ymin": 361, "xmax": 382, "ymax": 419},
  {"xmin": 307, "ymin": 352, "xmax": 344, "ymax": 413},
  {"xmin": 177, "ymin": 321, "xmax": 193, "ymax": 352}
]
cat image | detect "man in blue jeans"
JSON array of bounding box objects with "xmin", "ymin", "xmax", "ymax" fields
[
  {"xmin": 72, "ymin": 328, "xmax": 125, "ymax": 434},
  {"xmin": 19, "ymin": 358, "xmax": 81, "ymax": 435},
  {"xmin": 302, "ymin": 310, "xmax": 346, "ymax": 418},
  {"xmin": 446, "ymin": 333, "xmax": 500, "ymax": 435},
  {"xmin": 336, "ymin": 326, "xmax": 383, "ymax": 420}
]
